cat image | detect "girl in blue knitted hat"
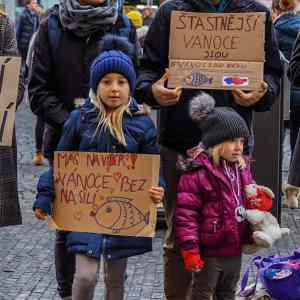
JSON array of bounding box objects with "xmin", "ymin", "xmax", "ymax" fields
[{"xmin": 33, "ymin": 35, "xmax": 164, "ymax": 300}]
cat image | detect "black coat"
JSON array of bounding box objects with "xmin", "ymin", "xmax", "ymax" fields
[
  {"xmin": 28, "ymin": 6, "xmax": 137, "ymax": 160},
  {"xmin": 288, "ymin": 31, "xmax": 300, "ymax": 87},
  {"xmin": 136, "ymin": 0, "xmax": 283, "ymax": 153}
]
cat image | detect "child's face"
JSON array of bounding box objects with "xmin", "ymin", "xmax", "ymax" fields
[
  {"xmin": 220, "ymin": 138, "xmax": 244, "ymax": 162},
  {"xmin": 97, "ymin": 73, "xmax": 130, "ymax": 111}
]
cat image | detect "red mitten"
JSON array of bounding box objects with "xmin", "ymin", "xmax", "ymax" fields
[{"xmin": 181, "ymin": 250, "xmax": 204, "ymax": 272}]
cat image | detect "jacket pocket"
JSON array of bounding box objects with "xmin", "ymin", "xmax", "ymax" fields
[{"xmin": 199, "ymin": 218, "xmax": 225, "ymax": 247}]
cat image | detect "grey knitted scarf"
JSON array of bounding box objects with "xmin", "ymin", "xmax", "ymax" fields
[{"xmin": 59, "ymin": 0, "xmax": 118, "ymax": 37}]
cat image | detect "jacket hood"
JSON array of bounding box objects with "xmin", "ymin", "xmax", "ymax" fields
[
  {"xmin": 177, "ymin": 145, "xmax": 213, "ymax": 173},
  {"xmin": 274, "ymin": 14, "xmax": 300, "ymax": 40}
]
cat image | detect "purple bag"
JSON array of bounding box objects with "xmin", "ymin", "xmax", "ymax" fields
[{"xmin": 240, "ymin": 248, "xmax": 300, "ymax": 300}]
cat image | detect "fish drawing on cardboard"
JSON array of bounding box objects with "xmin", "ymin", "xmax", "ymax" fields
[
  {"xmin": 183, "ymin": 72, "xmax": 213, "ymax": 87},
  {"xmin": 90, "ymin": 196, "xmax": 150, "ymax": 234}
]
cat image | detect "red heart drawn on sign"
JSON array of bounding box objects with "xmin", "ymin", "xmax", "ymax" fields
[
  {"xmin": 113, "ymin": 172, "xmax": 122, "ymax": 182},
  {"xmin": 74, "ymin": 211, "xmax": 83, "ymax": 221}
]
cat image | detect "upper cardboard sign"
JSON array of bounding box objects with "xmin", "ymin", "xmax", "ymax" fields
[
  {"xmin": 0, "ymin": 57, "xmax": 21, "ymax": 146},
  {"xmin": 168, "ymin": 11, "xmax": 266, "ymax": 90},
  {"xmin": 49, "ymin": 152, "xmax": 160, "ymax": 238}
]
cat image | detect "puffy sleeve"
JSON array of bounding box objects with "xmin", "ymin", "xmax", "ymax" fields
[{"xmin": 175, "ymin": 170, "xmax": 204, "ymax": 253}]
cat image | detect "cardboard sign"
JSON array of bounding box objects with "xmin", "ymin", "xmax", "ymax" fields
[
  {"xmin": 49, "ymin": 152, "xmax": 160, "ymax": 238},
  {"xmin": 0, "ymin": 57, "xmax": 21, "ymax": 146},
  {"xmin": 168, "ymin": 12, "xmax": 266, "ymax": 90}
]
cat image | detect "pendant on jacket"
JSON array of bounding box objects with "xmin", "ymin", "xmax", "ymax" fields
[{"xmin": 235, "ymin": 206, "xmax": 246, "ymax": 223}]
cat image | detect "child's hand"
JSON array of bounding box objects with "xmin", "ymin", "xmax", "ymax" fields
[
  {"xmin": 181, "ymin": 250, "xmax": 204, "ymax": 273},
  {"xmin": 34, "ymin": 208, "xmax": 48, "ymax": 220},
  {"xmin": 149, "ymin": 186, "xmax": 164, "ymax": 204}
]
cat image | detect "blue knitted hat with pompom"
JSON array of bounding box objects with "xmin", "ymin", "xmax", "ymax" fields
[{"xmin": 90, "ymin": 49, "xmax": 136, "ymax": 93}]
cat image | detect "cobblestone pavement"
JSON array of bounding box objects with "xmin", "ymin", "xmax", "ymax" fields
[{"xmin": 0, "ymin": 103, "xmax": 299, "ymax": 300}]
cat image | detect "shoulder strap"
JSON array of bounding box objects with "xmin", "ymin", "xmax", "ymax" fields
[
  {"xmin": 47, "ymin": 14, "xmax": 61, "ymax": 55},
  {"xmin": 239, "ymin": 256, "xmax": 263, "ymax": 297}
]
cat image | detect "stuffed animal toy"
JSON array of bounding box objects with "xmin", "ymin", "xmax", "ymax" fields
[{"xmin": 242, "ymin": 184, "xmax": 290, "ymax": 254}]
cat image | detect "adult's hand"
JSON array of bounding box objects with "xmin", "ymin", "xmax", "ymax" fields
[
  {"xmin": 232, "ymin": 81, "xmax": 268, "ymax": 107},
  {"xmin": 152, "ymin": 72, "xmax": 182, "ymax": 107}
]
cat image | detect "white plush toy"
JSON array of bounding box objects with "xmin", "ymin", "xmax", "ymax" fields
[{"xmin": 242, "ymin": 184, "xmax": 290, "ymax": 254}]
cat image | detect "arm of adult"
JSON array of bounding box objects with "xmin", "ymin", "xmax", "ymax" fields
[
  {"xmin": 232, "ymin": 11, "xmax": 282, "ymax": 111},
  {"xmin": 135, "ymin": 2, "xmax": 181, "ymax": 107},
  {"xmin": 288, "ymin": 31, "xmax": 300, "ymax": 87},
  {"xmin": 2, "ymin": 15, "xmax": 25, "ymax": 107},
  {"xmin": 28, "ymin": 18, "xmax": 69, "ymax": 130},
  {"xmin": 33, "ymin": 110, "xmax": 81, "ymax": 219}
]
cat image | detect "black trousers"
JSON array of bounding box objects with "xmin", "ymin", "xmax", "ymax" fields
[
  {"xmin": 35, "ymin": 116, "xmax": 45, "ymax": 153},
  {"xmin": 55, "ymin": 231, "xmax": 75, "ymax": 298}
]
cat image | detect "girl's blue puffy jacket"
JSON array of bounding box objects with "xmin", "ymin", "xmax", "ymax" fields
[{"xmin": 33, "ymin": 98, "xmax": 163, "ymax": 260}]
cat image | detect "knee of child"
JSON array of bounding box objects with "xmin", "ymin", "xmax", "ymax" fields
[{"xmin": 76, "ymin": 269, "xmax": 97, "ymax": 289}]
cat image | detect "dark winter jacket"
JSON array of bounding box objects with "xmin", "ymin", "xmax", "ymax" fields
[
  {"xmin": 287, "ymin": 20, "xmax": 300, "ymax": 87},
  {"xmin": 16, "ymin": 7, "xmax": 39, "ymax": 58},
  {"xmin": 136, "ymin": 0, "xmax": 282, "ymax": 153},
  {"xmin": 33, "ymin": 98, "xmax": 160, "ymax": 260},
  {"xmin": 274, "ymin": 13, "xmax": 300, "ymax": 61},
  {"xmin": 274, "ymin": 13, "xmax": 300, "ymax": 107},
  {"xmin": 175, "ymin": 149, "xmax": 253, "ymax": 257},
  {"xmin": 28, "ymin": 5, "xmax": 138, "ymax": 160}
]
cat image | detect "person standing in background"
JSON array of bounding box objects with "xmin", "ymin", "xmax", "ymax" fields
[
  {"xmin": 136, "ymin": 0, "xmax": 282, "ymax": 298},
  {"xmin": 16, "ymin": 0, "xmax": 39, "ymax": 64},
  {"xmin": 28, "ymin": 1, "xmax": 139, "ymax": 298},
  {"xmin": 142, "ymin": 6, "xmax": 154, "ymax": 27},
  {"xmin": 272, "ymin": 0, "xmax": 300, "ymax": 154},
  {"xmin": 127, "ymin": 10, "xmax": 143, "ymax": 29},
  {"xmin": 0, "ymin": 10, "xmax": 25, "ymax": 227}
]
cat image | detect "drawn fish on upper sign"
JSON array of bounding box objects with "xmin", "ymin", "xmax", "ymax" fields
[
  {"xmin": 183, "ymin": 72, "xmax": 213, "ymax": 87},
  {"xmin": 89, "ymin": 197, "xmax": 150, "ymax": 234}
]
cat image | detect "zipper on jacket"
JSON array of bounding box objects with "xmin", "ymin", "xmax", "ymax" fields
[
  {"xmin": 86, "ymin": 35, "xmax": 91, "ymax": 44},
  {"xmin": 213, "ymin": 220, "xmax": 218, "ymax": 233}
]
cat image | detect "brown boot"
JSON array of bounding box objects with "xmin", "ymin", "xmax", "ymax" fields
[{"xmin": 33, "ymin": 152, "xmax": 44, "ymax": 166}]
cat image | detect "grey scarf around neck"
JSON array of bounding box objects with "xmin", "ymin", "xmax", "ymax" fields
[{"xmin": 59, "ymin": 0, "xmax": 118, "ymax": 37}]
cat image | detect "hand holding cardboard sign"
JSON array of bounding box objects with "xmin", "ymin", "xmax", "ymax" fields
[
  {"xmin": 232, "ymin": 81, "xmax": 268, "ymax": 107},
  {"xmin": 152, "ymin": 72, "xmax": 182, "ymax": 106},
  {"xmin": 34, "ymin": 208, "xmax": 48, "ymax": 220},
  {"xmin": 149, "ymin": 186, "xmax": 164, "ymax": 204}
]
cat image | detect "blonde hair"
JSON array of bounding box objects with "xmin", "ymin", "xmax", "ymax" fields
[
  {"xmin": 207, "ymin": 142, "xmax": 246, "ymax": 168},
  {"xmin": 94, "ymin": 94, "xmax": 130, "ymax": 146},
  {"xmin": 89, "ymin": 90, "xmax": 131, "ymax": 146}
]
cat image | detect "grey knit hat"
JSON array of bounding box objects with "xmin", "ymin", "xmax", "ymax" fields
[{"xmin": 190, "ymin": 93, "xmax": 250, "ymax": 148}]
